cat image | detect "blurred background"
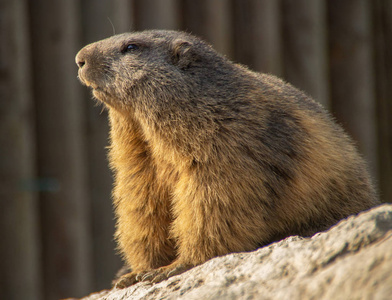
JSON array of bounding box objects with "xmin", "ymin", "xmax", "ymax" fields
[{"xmin": 1, "ymin": 0, "xmax": 391, "ymax": 299}]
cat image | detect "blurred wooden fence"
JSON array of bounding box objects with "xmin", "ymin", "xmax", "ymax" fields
[{"xmin": 1, "ymin": 0, "xmax": 391, "ymax": 299}]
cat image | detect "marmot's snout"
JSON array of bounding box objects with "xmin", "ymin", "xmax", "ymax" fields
[
  {"xmin": 76, "ymin": 55, "xmax": 86, "ymax": 69},
  {"xmin": 75, "ymin": 47, "xmax": 90, "ymax": 86},
  {"xmin": 75, "ymin": 47, "xmax": 88, "ymax": 69},
  {"xmin": 75, "ymin": 45, "xmax": 104, "ymax": 89}
]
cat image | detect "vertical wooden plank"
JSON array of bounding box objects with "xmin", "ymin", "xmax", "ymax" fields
[
  {"xmin": 80, "ymin": 0, "xmax": 133, "ymax": 290},
  {"xmin": 373, "ymin": 0, "xmax": 392, "ymax": 203},
  {"xmin": 282, "ymin": 0, "xmax": 329, "ymax": 107},
  {"xmin": 135, "ymin": 0, "xmax": 180, "ymax": 30},
  {"xmin": 181, "ymin": 0, "xmax": 233, "ymax": 57},
  {"xmin": 204, "ymin": 0, "xmax": 233, "ymax": 57},
  {"xmin": 232, "ymin": 0, "xmax": 283, "ymax": 75},
  {"xmin": 181, "ymin": 0, "xmax": 205, "ymax": 35},
  {"xmin": 113, "ymin": 0, "xmax": 135, "ymax": 33},
  {"xmin": 231, "ymin": 0, "xmax": 253, "ymax": 67},
  {"xmin": 252, "ymin": 0, "xmax": 282, "ymax": 75},
  {"xmin": 0, "ymin": 0, "xmax": 41, "ymax": 299},
  {"xmin": 29, "ymin": 0, "xmax": 92, "ymax": 299},
  {"xmin": 328, "ymin": 0, "xmax": 378, "ymax": 180},
  {"xmin": 81, "ymin": 0, "xmax": 134, "ymax": 43}
]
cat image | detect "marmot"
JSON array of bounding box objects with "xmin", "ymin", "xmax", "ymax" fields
[{"xmin": 75, "ymin": 30, "xmax": 378, "ymax": 288}]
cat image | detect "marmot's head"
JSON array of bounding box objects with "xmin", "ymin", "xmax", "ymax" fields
[{"xmin": 76, "ymin": 30, "xmax": 232, "ymax": 112}]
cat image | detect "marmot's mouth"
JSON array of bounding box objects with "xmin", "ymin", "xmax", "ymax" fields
[
  {"xmin": 78, "ymin": 72, "xmax": 109, "ymax": 101},
  {"xmin": 79, "ymin": 77, "xmax": 101, "ymax": 92},
  {"xmin": 78, "ymin": 69, "xmax": 102, "ymax": 90}
]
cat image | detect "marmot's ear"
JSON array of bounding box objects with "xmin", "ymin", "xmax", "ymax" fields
[{"xmin": 171, "ymin": 40, "xmax": 195, "ymax": 69}]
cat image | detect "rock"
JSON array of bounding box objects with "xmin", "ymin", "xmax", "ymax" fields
[{"xmin": 80, "ymin": 204, "xmax": 392, "ymax": 300}]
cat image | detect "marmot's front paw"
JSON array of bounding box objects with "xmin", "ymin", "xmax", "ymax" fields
[
  {"xmin": 138, "ymin": 262, "xmax": 192, "ymax": 284},
  {"xmin": 114, "ymin": 272, "xmax": 139, "ymax": 289}
]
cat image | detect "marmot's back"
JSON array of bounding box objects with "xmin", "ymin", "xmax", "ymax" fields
[{"xmin": 76, "ymin": 30, "xmax": 378, "ymax": 287}]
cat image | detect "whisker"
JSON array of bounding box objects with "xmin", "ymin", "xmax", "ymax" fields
[{"xmin": 107, "ymin": 17, "xmax": 116, "ymax": 35}]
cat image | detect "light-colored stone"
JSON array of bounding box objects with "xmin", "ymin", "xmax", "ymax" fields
[{"xmin": 80, "ymin": 204, "xmax": 392, "ymax": 300}]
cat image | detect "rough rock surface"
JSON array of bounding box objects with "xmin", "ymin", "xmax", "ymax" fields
[{"xmin": 79, "ymin": 204, "xmax": 392, "ymax": 300}]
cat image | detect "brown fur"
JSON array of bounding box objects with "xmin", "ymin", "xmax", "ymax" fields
[{"xmin": 75, "ymin": 30, "xmax": 379, "ymax": 287}]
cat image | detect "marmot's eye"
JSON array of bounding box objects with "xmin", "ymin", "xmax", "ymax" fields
[{"xmin": 123, "ymin": 44, "xmax": 139, "ymax": 53}]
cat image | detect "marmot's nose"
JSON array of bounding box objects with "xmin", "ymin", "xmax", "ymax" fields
[
  {"xmin": 76, "ymin": 59, "xmax": 85, "ymax": 68},
  {"xmin": 75, "ymin": 49, "xmax": 87, "ymax": 68}
]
